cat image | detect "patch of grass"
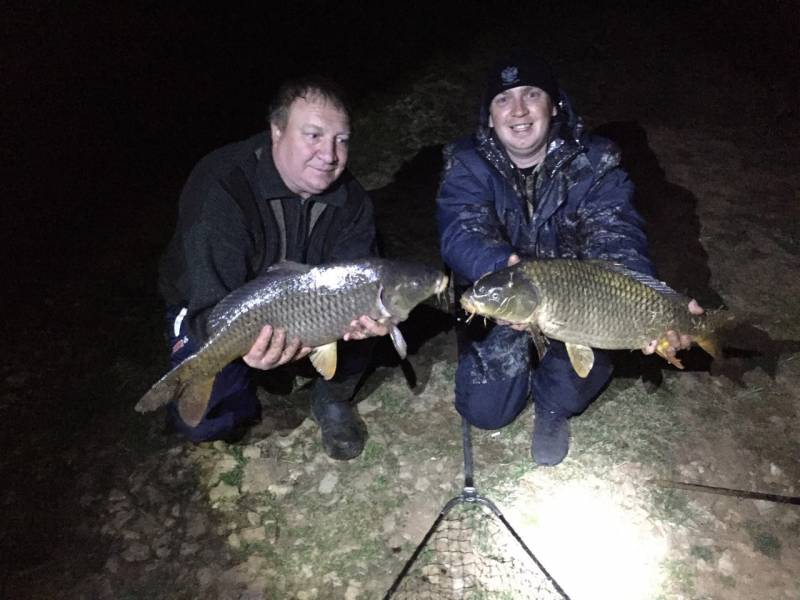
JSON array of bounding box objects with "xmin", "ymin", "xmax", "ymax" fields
[
  {"xmin": 649, "ymin": 487, "xmax": 696, "ymax": 526},
  {"xmin": 218, "ymin": 445, "xmax": 249, "ymax": 488},
  {"xmin": 744, "ymin": 520, "xmax": 782, "ymax": 559},
  {"xmin": 361, "ymin": 439, "xmax": 386, "ymax": 464},
  {"xmin": 219, "ymin": 466, "xmax": 243, "ymax": 488},
  {"xmin": 374, "ymin": 385, "xmax": 408, "ymax": 415},
  {"xmin": 690, "ymin": 544, "xmax": 715, "ymax": 562},
  {"xmin": 229, "ymin": 445, "xmax": 247, "ymax": 466},
  {"xmin": 240, "ymin": 540, "xmax": 281, "ymax": 561},
  {"xmin": 720, "ymin": 574, "xmax": 737, "ymax": 588}
]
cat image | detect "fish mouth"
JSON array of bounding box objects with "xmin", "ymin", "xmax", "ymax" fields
[
  {"xmin": 459, "ymin": 295, "xmax": 479, "ymax": 323},
  {"xmin": 435, "ymin": 273, "xmax": 449, "ymax": 295}
]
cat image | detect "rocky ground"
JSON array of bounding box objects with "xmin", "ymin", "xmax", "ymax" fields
[{"xmin": 3, "ymin": 5, "xmax": 799, "ymax": 600}]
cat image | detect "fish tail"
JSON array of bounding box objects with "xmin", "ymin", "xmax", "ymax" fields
[
  {"xmin": 693, "ymin": 308, "xmax": 735, "ymax": 360},
  {"xmin": 695, "ymin": 333, "xmax": 722, "ymax": 360},
  {"xmin": 135, "ymin": 356, "xmax": 215, "ymax": 427},
  {"xmin": 135, "ymin": 365, "xmax": 188, "ymax": 413}
]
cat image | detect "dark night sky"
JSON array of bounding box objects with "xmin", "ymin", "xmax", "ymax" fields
[{"xmin": 4, "ymin": 2, "xmax": 796, "ymax": 214}]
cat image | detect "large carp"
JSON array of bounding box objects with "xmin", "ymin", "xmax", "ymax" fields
[
  {"xmin": 459, "ymin": 258, "xmax": 723, "ymax": 378},
  {"xmin": 137, "ymin": 259, "xmax": 448, "ymax": 426}
]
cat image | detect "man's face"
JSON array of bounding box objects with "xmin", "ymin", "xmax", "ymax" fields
[
  {"xmin": 271, "ymin": 96, "xmax": 350, "ymax": 198},
  {"xmin": 488, "ymin": 86, "xmax": 557, "ymax": 168}
]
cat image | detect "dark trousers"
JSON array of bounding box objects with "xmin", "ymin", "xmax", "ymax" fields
[
  {"xmin": 454, "ymin": 322, "xmax": 613, "ymax": 429},
  {"xmin": 164, "ymin": 306, "xmax": 370, "ymax": 443}
]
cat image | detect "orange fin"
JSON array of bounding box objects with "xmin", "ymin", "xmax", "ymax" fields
[
  {"xmin": 310, "ymin": 342, "xmax": 338, "ymax": 380},
  {"xmin": 655, "ymin": 339, "xmax": 685, "ymax": 369},
  {"xmin": 695, "ymin": 335, "xmax": 721, "ymax": 360}
]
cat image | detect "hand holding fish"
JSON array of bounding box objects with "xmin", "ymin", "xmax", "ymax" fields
[
  {"xmin": 342, "ymin": 315, "xmax": 399, "ymax": 341},
  {"xmin": 243, "ymin": 324, "xmax": 312, "ymax": 370},
  {"xmin": 641, "ymin": 299, "xmax": 704, "ymax": 358}
]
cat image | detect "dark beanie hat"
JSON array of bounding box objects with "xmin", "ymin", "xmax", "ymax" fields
[{"xmin": 484, "ymin": 50, "xmax": 559, "ymax": 107}]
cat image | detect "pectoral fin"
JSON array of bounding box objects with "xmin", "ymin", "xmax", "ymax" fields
[
  {"xmin": 389, "ymin": 324, "xmax": 408, "ymax": 360},
  {"xmin": 528, "ymin": 327, "xmax": 549, "ymax": 361},
  {"xmin": 376, "ymin": 284, "xmax": 393, "ymax": 319},
  {"xmin": 565, "ymin": 343, "xmax": 594, "ymax": 378},
  {"xmin": 310, "ymin": 342, "xmax": 338, "ymax": 380}
]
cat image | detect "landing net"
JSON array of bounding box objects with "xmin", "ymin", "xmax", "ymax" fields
[{"xmin": 384, "ymin": 419, "xmax": 569, "ymax": 599}]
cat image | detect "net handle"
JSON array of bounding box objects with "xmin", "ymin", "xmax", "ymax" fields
[{"xmin": 461, "ymin": 416, "xmax": 476, "ymax": 493}]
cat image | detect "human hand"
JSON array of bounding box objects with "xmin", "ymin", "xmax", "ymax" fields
[
  {"xmin": 642, "ymin": 299, "xmax": 704, "ymax": 359},
  {"xmin": 243, "ymin": 325, "xmax": 312, "ymax": 370},
  {"xmin": 342, "ymin": 315, "xmax": 397, "ymax": 341},
  {"xmin": 507, "ymin": 253, "xmax": 521, "ymax": 267}
]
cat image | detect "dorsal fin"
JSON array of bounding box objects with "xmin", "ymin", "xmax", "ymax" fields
[
  {"xmin": 265, "ymin": 260, "xmax": 313, "ymax": 276},
  {"xmin": 584, "ymin": 260, "xmax": 687, "ymax": 301}
]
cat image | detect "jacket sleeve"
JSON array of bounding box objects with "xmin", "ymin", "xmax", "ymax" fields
[
  {"xmin": 177, "ymin": 173, "xmax": 255, "ymax": 341},
  {"xmin": 436, "ymin": 149, "xmax": 515, "ymax": 283},
  {"xmin": 576, "ymin": 163, "xmax": 655, "ymax": 276}
]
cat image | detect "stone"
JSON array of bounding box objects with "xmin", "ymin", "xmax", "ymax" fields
[
  {"xmin": 243, "ymin": 446, "xmax": 262, "ymax": 460},
  {"xmin": 180, "ymin": 542, "xmax": 200, "ymax": 556},
  {"xmin": 318, "ymin": 472, "xmax": 339, "ymax": 495},
  {"xmin": 268, "ymin": 484, "xmax": 293, "ymax": 499},
  {"xmin": 209, "ymin": 481, "xmax": 240, "ymax": 503},
  {"xmin": 241, "ymin": 526, "xmax": 267, "ymax": 544},
  {"xmin": 717, "ymin": 550, "xmax": 736, "ymax": 577},
  {"xmin": 121, "ymin": 542, "xmax": 150, "ymax": 562}
]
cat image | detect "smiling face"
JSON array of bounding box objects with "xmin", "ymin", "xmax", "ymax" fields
[
  {"xmin": 488, "ymin": 85, "xmax": 557, "ymax": 168},
  {"xmin": 270, "ymin": 95, "xmax": 350, "ymax": 198}
]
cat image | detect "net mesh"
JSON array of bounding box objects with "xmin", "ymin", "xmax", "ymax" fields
[{"xmin": 387, "ymin": 496, "xmax": 567, "ymax": 600}]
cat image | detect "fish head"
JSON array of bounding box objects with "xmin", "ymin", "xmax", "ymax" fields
[
  {"xmin": 460, "ymin": 267, "xmax": 540, "ymax": 324},
  {"xmin": 379, "ymin": 262, "xmax": 449, "ymax": 319}
]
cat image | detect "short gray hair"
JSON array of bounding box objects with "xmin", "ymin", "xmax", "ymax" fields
[{"xmin": 268, "ymin": 75, "xmax": 350, "ymax": 130}]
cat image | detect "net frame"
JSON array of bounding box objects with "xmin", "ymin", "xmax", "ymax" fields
[{"xmin": 384, "ymin": 418, "xmax": 570, "ymax": 599}]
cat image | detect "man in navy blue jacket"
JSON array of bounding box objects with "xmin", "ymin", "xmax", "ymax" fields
[{"xmin": 437, "ymin": 50, "xmax": 701, "ymax": 465}]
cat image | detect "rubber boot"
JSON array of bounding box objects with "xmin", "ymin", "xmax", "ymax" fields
[
  {"xmin": 531, "ymin": 407, "xmax": 570, "ymax": 466},
  {"xmin": 310, "ymin": 377, "xmax": 366, "ymax": 460}
]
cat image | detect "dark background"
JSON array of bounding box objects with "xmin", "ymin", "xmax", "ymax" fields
[{"xmin": 2, "ymin": 1, "xmax": 798, "ymax": 595}]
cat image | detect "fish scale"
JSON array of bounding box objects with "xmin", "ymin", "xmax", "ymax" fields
[{"xmin": 527, "ymin": 260, "xmax": 689, "ymax": 348}]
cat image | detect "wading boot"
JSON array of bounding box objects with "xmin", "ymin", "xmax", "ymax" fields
[
  {"xmin": 310, "ymin": 378, "xmax": 366, "ymax": 460},
  {"xmin": 532, "ymin": 408, "xmax": 570, "ymax": 466}
]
